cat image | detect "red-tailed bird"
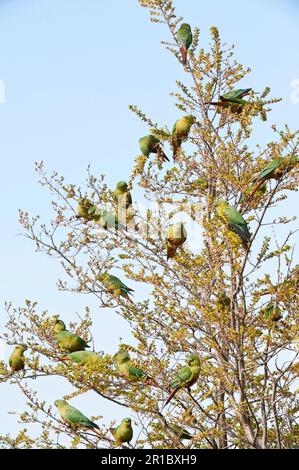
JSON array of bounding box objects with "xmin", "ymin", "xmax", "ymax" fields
[
  {"xmin": 162, "ymin": 354, "xmax": 200, "ymax": 409},
  {"xmin": 176, "ymin": 23, "xmax": 193, "ymax": 66}
]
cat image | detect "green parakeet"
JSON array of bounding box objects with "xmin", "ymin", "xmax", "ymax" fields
[
  {"xmin": 54, "ymin": 399, "xmax": 100, "ymax": 432},
  {"xmin": 249, "ymin": 156, "xmax": 299, "ymax": 201},
  {"xmin": 139, "ymin": 135, "xmax": 169, "ymax": 162},
  {"xmin": 163, "ymin": 354, "xmax": 200, "ymax": 408},
  {"xmin": 221, "ymin": 88, "xmax": 252, "ymax": 102},
  {"xmin": 91, "ymin": 208, "xmax": 126, "ymax": 231},
  {"xmin": 209, "ymin": 88, "xmax": 251, "ymax": 113},
  {"xmin": 171, "ymin": 115, "xmax": 195, "ymax": 160},
  {"xmin": 9, "ymin": 344, "xmax": 27, "ymax": 373},
  {"xmin": 168, "ymin": 423, "xmax": 192, "ymax": 441},
  {"xmin": 76, "ymin": 197, "xmax": 94, "ymax": 221},
  {"xmin": 113, "ymin": 349, "xmax": 146, "ymax": 381},
  {"xmin": 54, "ymin": 319, "xmax": 88, "ymax": 353},
  {"xmin": 111, "ymin": 418, "xmax": 133, "ymax": 445},
  {"xmin": 176, "ymin": 23, "xmax": 193, "ymax": 65},
  {"xmin": 261, "ymin": 302, "xmax": 282, "ymax": 322},
  {"xmin": 188, "ymin": 177, "xmax": 209, "ymax": 193},
  {"xmin": 217, "ymin": 291, "xmax": 231, "ymax": 308},
  {"xmin": 61, "ymin": 350, "xmax": 101, "ymax": 366},
  {"xmin": 100, "ymin": 273, "xmax": 134, "ymax": 301},
  {"xmin": 215, "ymin": 200, "xmax": 251, "ymax": 250},
  {"xmin": 166, "ymin": 222, "xmax": 187, "ymax": 260},
  {"xmin": 114, "ymin": 181, "xmax": 132, "ymax": 209}
]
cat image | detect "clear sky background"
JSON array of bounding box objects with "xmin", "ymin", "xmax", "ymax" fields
[{"xmin": 0, "ymin": 0, "xmax": 298, "ymax": 442}]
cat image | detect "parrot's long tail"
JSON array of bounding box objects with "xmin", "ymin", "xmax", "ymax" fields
[
  {"xmin": 91, "ymin": 427, "xmax": 102, "ymax": 439},
  {"xmin": 162, "ymin": 387, "xmax": 179, "ymax": 410},
  {"xmin": 154, "ymin": 143, "xmax": 169, "ymax": 163},
  {"xmin": 244, "ymin": 178, "xmax": 265, "ymax": 210},
  {"xmin": 172, "ymin": 142, "xmax": 180, "ymax": 161},
  {"xmin": 91, "ymin": 422, "xmax": 100, "ymax": 430},
  {"xmin": 207, "ymin": 101, "xmax": 226, "ymax": 107},
  {"xmin": 61, "ymin": 355, "xmax": 70, "ymax": 361},
  {"xmin": 159, "ymin": 147, "xmax": 170, "ymax": 162},
  {"xmin": 180, "ymin": 46, "xmax": 187, "ymax": 65},
  {"xmin": 241, "ymin": 239, "xmax": 250, "ymax": 251},
  {"xmin": 123, "ymin": 293, "xmax": 134, "ymax": 304},
  {"xmin": 167, "ymin": 243, "xmax": 177, "ymax": 260}
]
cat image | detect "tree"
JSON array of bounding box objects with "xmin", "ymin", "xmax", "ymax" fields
[{"xmin": 1, "ymin": 0, "xmax": 298, "ymax": 449}]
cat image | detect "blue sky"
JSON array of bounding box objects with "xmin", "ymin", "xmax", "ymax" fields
[{"xmin": 0, "ymin": 0, "xmax": 298, "ymax": 442}]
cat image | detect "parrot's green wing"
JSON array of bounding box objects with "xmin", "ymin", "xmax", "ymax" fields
[
  {"xmin": 177, "ymin": 365, "xmax": 192, "ymax": 382},
  {"xmin": 109, "ymin": 275, "xmax": 134, "ymax": 293},
  {"xmin": 226, "ymin": 206, "xmax": 251, "ymax": 242},
  {"xmin": 263, "ymin": 303, "xmax": 282, "ymax": 322},
  {"xmin": 139, "ymin": 135, "xmax": 159, "ymax": 156},
  {"xmin": 128, "ymin": 366, "xmax": 146, "ymax": 379},
  {"xmin": 221, "ymin": 88, "xmax": 251, "ymax": 101},
  {"xmin": 176, "ymin": 24, "xmax": 193, "ymax": 49},
  {"xmin": 224, "ymin": 97, "xmax": 248, "ymax": 105},
  {"xmin": 66, "ymin": 351, "xmax": 98, "ymax": 364},
  {"xmin": 55, "ymin": 331, "xmax": 87, "ymax": 352},
  {"xmin": 64, "ymin": 406, "xmax": 97, "ymax": 429},
  {"xmin": 66, "ymin": 351, "xmax": 86, "ymax": 363},
  {"xmin": 255, "ymin": 159, "xmax": 282, "ymax": 182},
  {"xmin": 171, "ymin": 365, "xmax": 192, "ymax": 389}
]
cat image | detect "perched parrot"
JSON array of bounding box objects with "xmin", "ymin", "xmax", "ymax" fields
[
  {"xmin": 168, "ymin": 423, "xmax": 192, "ymax": 441},
  {"xmin": 139, "ymin": 135, "xmax": 169, "ymax": 162},
  {"xmin": 163, "ymin": 354, "xmax": 200, "ymax": 408},
  {"xmin": 221, "ymin": 88, "xmax": 252, "ymax": 102},
  {"xmin": 111, "ymin": 418, "xmax": 133, "ymax": 445},
  {"xmin": 208, "ymin": 88, "xmax": 252, "ymax": 113},
  {"xmin": 188, "ymin": 177, "xmax": 209, "ymax": 193},
  {"xmin": 61, "ymin": 350, "xmax": 101, "ymax": 366},
  {"xmin": 166, "ymin": 222, "xmax": 187, "ymax": 260},
  {"xmin": 76, "ymin": 197, "xmax": 94, "ymax": 221},
  {"xmin": 54, "ymin": 319, "xmax": 88, "ymax": 353},
  {"xmin": 171, "ymin": 115, "xmax": 195, "ymax": 160},
  {"xmin": 113, "ymin": 349, "xmax": 146, "ymax": 382},
  {"xmin": 215, "ymin": 200, "xmax": 251, "ymax": 250},
  {"xmin": 176, "ymin": 23, "xmax": 193, "ymax": 65},
  {"xmin": 100, "ymin": 274, "xmax": 134, "ymax": 301},
  {"xmin": 9, "ymin": 344, "xmax": 27, "ymax": 373},
  {"xmin": 54, "ymin": 399, "xmax": 100, "ymax": 433},
  {"xmin": 249, "ymin": 156, "xmax": 299, "ymax": 201},
  {"xmin": 217, "ymin": 291, "xmax": 231, "ymax": 308},
  {"xmin": 114, "ymin": 181, "xmax": 132, "ymax": 209},
  {"xmin": 91, "ymin": 208, "xmax": 126, "ymax": 231},
  {"xmin": 261, "ymin": 302, "xmax": 282, "ymax": 322}
]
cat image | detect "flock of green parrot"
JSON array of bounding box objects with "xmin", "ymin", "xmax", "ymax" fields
[
  {"xmin": 6, "ymin": 21, "xmax": 299, "ymax": 447},
  {"xmin": 75, "ymin": 147, "xmax": 298, "ymax": 265},
  {"xmin": 71, "ymin": 22, "xmax": 298, "ymax": 262},
  {"xmin": 8, "ymin": 322, "xmax": 202, "ymax": 444}
]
